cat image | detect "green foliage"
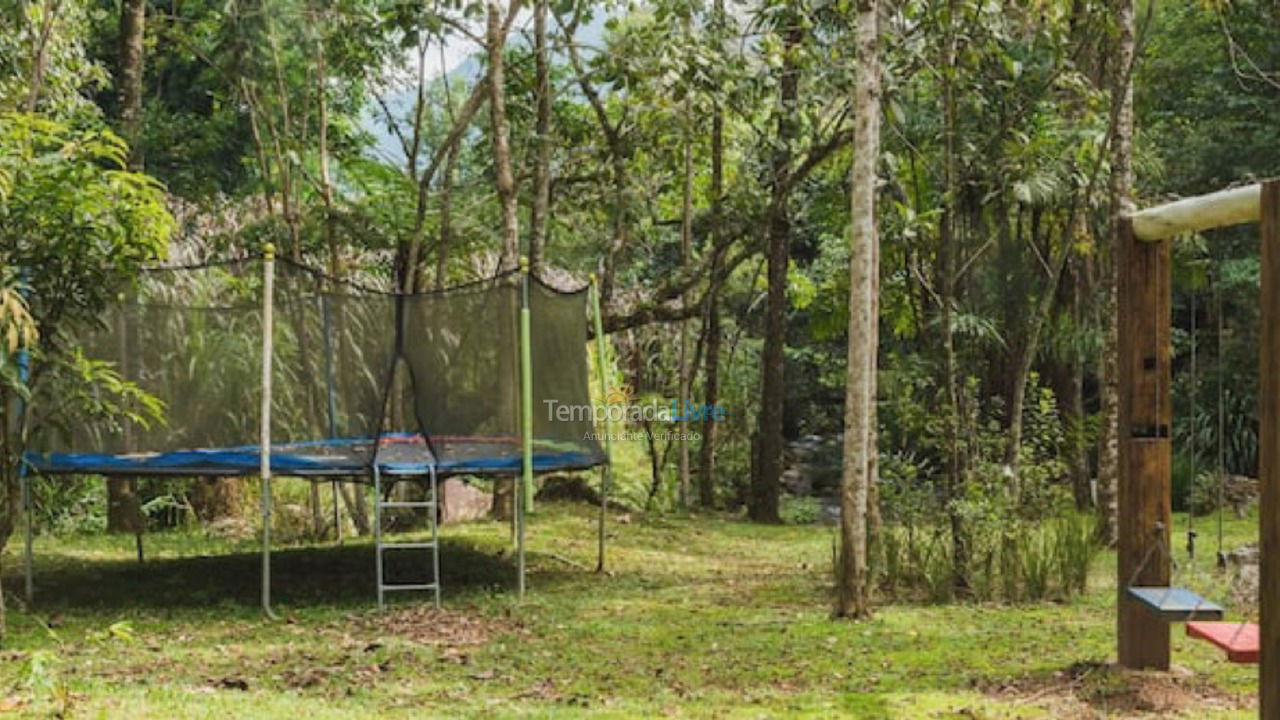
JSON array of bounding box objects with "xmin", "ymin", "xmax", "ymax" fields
[
  {"xmin": 875, "ymin": 512, "xmax": 1100, "ymax": 604},
  {"xmin": 0, "ymin": 113, "xmax": 172, "ymax": 331},
  {"xmin": 780, "ymin": 494, "xmax": 821, "ymax": 525}
]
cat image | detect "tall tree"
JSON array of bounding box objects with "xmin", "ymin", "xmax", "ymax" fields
[
  {"xmin": 697, "ymin": 0, "xmax": 727, "ymax": 509},
  {"xmin": 106, "ymin": 0, "xmax": 147, "ymax": 534},
  {"xmin": 676, "ymin": 10, "xmax": 694, "ymax": 508},
  {"xmin": 751, "ymin": 9, "xmax": 803, "ymax": 524},
  {"xmin": 1100, "ymin": 0, "xmax": 1137, "ymax": 547},
  {"xmin": 836, "ymin": 0, "xmax": 880, "ymax": 620}
]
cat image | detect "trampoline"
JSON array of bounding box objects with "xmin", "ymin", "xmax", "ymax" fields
[{"xmin": 22, "ymin": 249, "xmax": 610, "ymax": 612}]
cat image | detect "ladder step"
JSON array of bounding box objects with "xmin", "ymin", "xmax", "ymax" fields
[
  {"xmin": 381, "ymin": 583, "xmax": 438, "ymax": 592},
  {"xmin": 379, "ymin": 501, "xmax": 436, "ymax": 509},
  {"xmin": 380, "ymin": 541, "xmax": 436, "ymax": 550}
]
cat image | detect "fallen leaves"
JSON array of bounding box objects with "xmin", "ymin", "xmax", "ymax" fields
[{"xmin": 211, "ymin": 677, "xmax": 249, "ymax": 691}]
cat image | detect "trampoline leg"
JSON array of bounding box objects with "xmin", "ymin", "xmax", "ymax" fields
[
  {"xmin": 261, "ymin": 475, "xmax": 276, "ymax": 619},
  {"xmin": 332, "ymin": 479, "xmax": 342, "ymax": 542},
  {"xmin": 597, "ymin": 465, "xmax": 610, "ymax": 574},
  {"xmin": 430, "ymin": 465, "xmax": 440, "ymax": 609},
  {"xmin": 374, "ymin": 466, "xmax": 384, "ymax": 611},
  {"xmin": 516, "ymin": 471, "xmax": 525, "ymax": 600},
  {"xmin": 21, "ymin": 468, "xmax": 32, "ymax": 605},
  {"xmin": 133, "ymin": 478, "xmax": 144, "ymax": 565}
]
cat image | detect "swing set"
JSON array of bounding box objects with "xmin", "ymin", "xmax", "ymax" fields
[{"xmin": 1117, "ymin": 179, "xmax": 1279, "ymax": 718}]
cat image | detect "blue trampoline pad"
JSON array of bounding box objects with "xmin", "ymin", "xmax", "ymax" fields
[{"xmin": 27, "ymin": 433, "xmax": 604, "ymax": 478}]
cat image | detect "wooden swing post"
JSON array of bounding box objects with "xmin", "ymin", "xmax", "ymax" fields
[
  {"xmin": 1259, "ymin": 180, "xmax": 1280, "ymax": 719},
  {"xmin": 1117, "ymin": 215, "xmax": 1173, "ymax": 670}
]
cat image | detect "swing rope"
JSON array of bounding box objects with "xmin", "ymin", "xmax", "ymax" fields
[
  {"xmin": 1188, "ymin": 285, "xmax": 1197, "ymax": 560},
  {"xmin": 1184, "ymin": 240, "xmax": 1256, "ymax": 663},
  {"xmin": 1215, "ymin": 251, "xmax": 1227, "ymax": 570}
]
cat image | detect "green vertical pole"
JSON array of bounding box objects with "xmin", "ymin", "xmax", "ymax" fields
[
  {"xmin": 589, "ymin": 274, "xmax": 614, "ymax": 573},
  {"xmin": 518, "ymin": 256, "xmax": 533, "ymax": 598}
]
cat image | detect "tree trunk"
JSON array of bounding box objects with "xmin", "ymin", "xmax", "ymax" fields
[
  {"xmin": 836, "ymin": 0, "xmax": 880, "ymax": 620},
  {"xmin": 105, "ymin": 0, "xmax": 147, "ymax": 531},
  {"xmin": 487, "ymin": 0, "xmax": 522, "ymax": 514},
  {"xmin": 529, "ymin": 0, "xmax": 551, "ymax": 274},
  {"xmin": 190, "ymin": 477, "xmax": 241, "ymax": 521},
  {"xmin": 436, "ymin": 142, "xmax": 459, "ymax": 290},
  {"xmin": 488, "ymin": 0, "xmax": 519, "ymax": 270},
  {"xmin": 118, "ymin": 0, "xmax": 146, "ymax": 169},
  {"xmin": 752, "ymin": 17, "xmax": 802, "ymax": 524},
  {"xmin": 940, "ymin": 2, "xmax": 967, "ymax": 595},
  {"xmin": 107, "ymin": 478, "xmax": 141, "ymax": 533},
  {"xmin": 697, "ymin": 0, "xmax": 726, "ymax": 510},
  {"xmin": 1099, "ymin": 0, "xmax": 1136, "ymax": 547},
  {"xmin": 677, "ymin": 81, "xmax": 694, "ymax": 509},
  {"xmin": 1002, "ymin": 221, "xmax": 1073, "ymax": 476}
]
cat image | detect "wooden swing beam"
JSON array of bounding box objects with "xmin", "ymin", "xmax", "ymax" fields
[
  {"xmin": 1130, "ymin": 183, "xmax": 1263, "ymax": 241},
  {"xmin": 1117, "ymin": 178, "xmax": 1279, "ymax": 720}
]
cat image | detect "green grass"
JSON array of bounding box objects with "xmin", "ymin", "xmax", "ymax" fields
[{"xmin": 0, "ymin": 502, "xmax": 1262, "ymax": 718}]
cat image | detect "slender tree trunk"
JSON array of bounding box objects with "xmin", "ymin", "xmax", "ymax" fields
[
  {"xmin": 752, "ymin": 17, "xmax": 802, "ymax": 524},
  {"xmin": 1099, "ymin": 0, "xmax": 1136, "ymax": 547},
  {"xmin": 488, "ymin": 0, "xmax": 521, "ymax": 513},
  {"xmin": 436, "ymin": 143, "xmax": 459, "ymax": 290},
  {"xmin": 488, "ymin": 0, "xmax": 519, "ymax": 270},
  {"xmin": 24, "ymin": 0, "xmax": 64, "ymax": 112},
  {"xmin": 530, "ymin": 0, "xmax": 552, "ymax": 274},
  {"xmin": 697, "ymin": 0, "xmax": 726, "ymax": 509},
  {"xmin": 677, "ymin": 80, "xmax": 694, "ymax": 509},
  {"xmin": 836, "ymin": 0, "xmax": 880, "ymax": 620},
  {"xmin": 940, "ymin": 1, "xmax": 967, "ymax": 595},
  {"xmin": 118, "ymin": 0, "xmax": 145, "ymax": 169},
  {"xmin": 311, "ymin": 29, "xmax": 336, "ymax": 538},
  {"xmin": 1002, "ymin": 220, "xmax": 1074, "ymax": 474}
]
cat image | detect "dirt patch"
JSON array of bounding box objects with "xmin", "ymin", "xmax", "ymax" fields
[
  {"xmin": 348, "ymin": 606, "xmax": 524, "ymax": 648},
  {"xmin": 982, "ymin": 660, "xmax": 1254, "ymax": 718}
]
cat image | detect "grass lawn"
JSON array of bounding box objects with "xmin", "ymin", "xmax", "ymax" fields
[{"xmin": 0, "ymin": 501, "xmax": 1262, "ymax": 718}]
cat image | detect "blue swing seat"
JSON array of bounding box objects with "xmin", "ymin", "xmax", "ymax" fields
[{"xmin": 1127, "ymin": 587, "xmax": 1224, "ymax": 622}]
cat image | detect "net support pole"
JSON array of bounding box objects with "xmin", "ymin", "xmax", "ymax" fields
[
  {"xmin": 260, "ymin": 243, "xmax": 278, "ymax": 620},
  {"xmin": 517, "ymin": 257, "xmax": 532, "ymax": 599},
  {"xmin": 589, "ymin": 274, "xmax": 614, "ymax": 573},
  {"xmin": 1258, "ymin": 179, "xmax": 1280, "ymax": 718},
  {"xmin": 520, "ymin": 257, "xmax": 535, "ymax": 516}
]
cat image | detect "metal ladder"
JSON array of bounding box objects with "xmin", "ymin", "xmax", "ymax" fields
[{"xmin": 373, "ymin": 464, "xmax": 441, "ymax": 609}]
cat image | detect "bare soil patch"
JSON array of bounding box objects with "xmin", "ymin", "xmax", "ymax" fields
[{"xmin": 982, "ymin": 660, "xmax": 1254, "ymax": 718}]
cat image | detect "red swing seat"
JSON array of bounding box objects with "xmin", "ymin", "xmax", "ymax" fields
[{"xmin": 1186, "ymin": 621, "xmax": 1259, "ymax": 664}]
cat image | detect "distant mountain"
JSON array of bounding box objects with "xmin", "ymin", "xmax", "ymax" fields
[{"xmin": 362, "ymin": 12, "xmax": 607, "ymax": 166}]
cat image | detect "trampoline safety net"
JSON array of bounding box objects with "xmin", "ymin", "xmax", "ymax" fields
[{"xmin": 28, "ymin": 260, "xmax": 606, "ymax": 478}]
